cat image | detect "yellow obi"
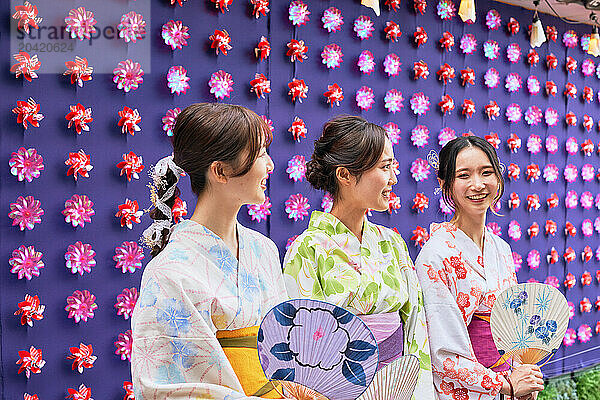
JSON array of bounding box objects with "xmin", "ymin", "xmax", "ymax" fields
[{"xmin": 216, "ymin": 326, "xmax": 282, "ymax": 398}]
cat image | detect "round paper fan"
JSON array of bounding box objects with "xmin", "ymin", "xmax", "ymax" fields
[
  {"xmin": 258, "ymin": 299, "xmax": 378, "ymax": 400},
  {"xmin": 357, "ymin": 355, "xmax": 420, "ymax": 400},
  {"xmin": 490, "ymin": 283, "xmax": 569, "ymax": 366}
]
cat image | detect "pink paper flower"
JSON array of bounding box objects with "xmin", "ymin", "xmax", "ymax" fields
[
  {"xmin": 411, "ymin": 126, "xmax": 429, "ymax": 148},
  {"xmin": 250, "ymin": 74, "xmax": 270, "ymax": 99},
  {"xmin": 162, "ymin": 20, "xmax": 189, "ymax": 50},
  {"xmin": 115, "ymin": 330, "xmax": 133, "ymax": 362},
  {"xmin": 115, "ymin": 288, "xmax": 138, "ymax": 320},
  {"xmin": 356, "ymin": 86, "xmax": 374, "ymax": 110},
  {"xmin": 116, "ymin": 199, "xmax": 143, "ymax": 229},
  {"xmin": 506, "ymin": 43, "xmax": 521, "ymax": 63},
  {"xmin": 12, "ymin": 98, "xmax": 44, "ymax": 129},
  {"xmin": 16, "ymin": 346, "xmax": 45, "ymax": 378},
  {"xmin": 247, "ymin": 197, "xmax": 272, "ymax": 222},
  {"xmin": 564, "ymin": 328, "xmax": 576, "ymax": 346},
  {"xmin": 384, "ymin": 89, "xmax": 404, "ymax": 113},
  {"xmin": 9, "ymin": 147, "xmax": 44, "ymax": 182},
  {"xmin": 113, "ymin": 60, "xmax": 144, "ymax": 92},
  {"xmin": 289, "ymin": 1, "xmax": 310, "ymax": 26},
  {"xmin": 383, "ymin": 53, "xmax": 402, "ymax": 77},
  {"xmin": 507, "ymin": 163, "xmax": 520, "ymax": 180},
  {"xmin": 545, "ymin": 107, "xmax": 559, "ymax": 127},
  {"xmin": 410, "ymin": 92, "xmax": 430, "ymax": 116},
  {"xmin": 582, "ymin": 164, "xmax": 594, "ymax": 182},
  {"xmin": 321, "ymin": 44, "xmax": 343, "ymax": 69},
  {"xmin": 9, "ymin": 245, "xmax": 44, "ymax": 280},
  {"xmin": 545, "ymin": 276, "xmax": 559, "ymax": 289},
  {"xmin": 64, "ymin": 7, "xmax": 97, "ymax": 40},
  {"xmin": 14, "ymin": 294, "xmax": 45, "ymax": 327},
  {"xmin": 357, "ymin": 50, "xmax": 375, "ymax": 75},
  {"xmin": 486, "ymin": 9, "xmax": 501, "ymax": 30},
  {"xmin": 563, "ymin": 30, "xmax": 578, "ymax": 48},
  {"xmin": 526, "ymin": 76, "xmax": 540, "ymax": 95},
  {"xmin": 565, "ymin": 190, "xmax": 578, "ymax": 209},
  {"xmin": 385, "ymin": 21, "xmax": 402, "ymax": 42},
  {"xmin": 162, "ymin": 108, "xmax": 180, "ymax": 137},
  {"xmin": 118, "ymin": 11, "xmax": 146, "ymax": 43},
  {"xmin": 65, "ymin": 242, "xmax": 96, "ymax": 276},
  {"xmin": 437, "ymin": 127, "xmax": 456, "ymax": 147},
  {"xmin": 383, "ymin": 122, "xmax": 401, "ymax": 144},
  {"xmin": 524, "ymin": 106, "xmax": 542, "ymax": 126},
  {"xmin": 12, "ymin": 2, "xmax": 42, "ymax": 34},
  {"xmin": 508, "ymin": 220, "xmax": 521, "ymax": 241},
  {"xmin": 564, "ymin": 164, "xmax": 578, "ymax": 183},
  {"xmin": 512, "ymin": 252, "xmax": 523, "ymax": 272},
  {"xmin": 578, "ymin": 325, "xmax": 592, "ymax": 343},
  {"xmin": 65, "ymin": 149, "xmax": 92, "ymax": 181},
  {"xmin": 65, "ymin": 290, "xmax": 97, "ymax": 323},
  {"xmin": 565, "ymin": 137, "xmax": 578, "ymax": 155},
  {"xmin": 483, "ymin": 40, "xmax": 499, "ymax": 60},
  {"xmin": 410, "ymin": 158, "xmax": 430, "ymax": 181},
  {"xmin": 67, "ymin": 343, "xmax": 97, "ymax": 373},
  {"xmin": 484, "ymin": 68, "xmax": 500, "ymax": 89},
  {"xmin": 527, "ymin": 250, "xmax": 540, "ymax": 269},
  {"xmin": 437, "ymin": 0, "xmax": 456, "ymax": 19},
  {"xmin": 113, "ymin": 241, "xmax": 144, "ymax": 273},
  {"xmin": 414, "ymin": 27, "xmax": 428, "ymax": 47},
  {"xmin": 66, "ymin": 384, "xmax": 92, "ymax": 400},
  {"xmin": 9, "ymin": 196, "xmax": 43, "ymax": 231},
  {"xmin": 62, "ymin": 194, "xmax": 94, "ymax": 227},
  {"xmin": 255, "ymin": 36, "xmax": 270, "ymax": 61},
  {"xmin": 487, "ymin": 222, "xmax": 501, "ymax": 236},
  {"xmin": 543, "ymin": 164, "xmax": 558, "ymax": 183},
  {"xmin": 287, "ymin": 78, "xmax": 308, "ymax": 103},
  {"xmin": 581, "ymin": 191, "xmax": 594, "ymax": 210},
  {"xmin": 545, "ymin": 135, "xmax": 558, "ymax": 154},
  {"xmin": 354, "ymin": 15, "xmax": 374, "ymax": 40},
  {"xmin": 165, "ymin": 66, "xmax": 190, "ymax": 95},
  {"xmin": 65, "ymin": 103, "xmax": 93, "ymax": 134},
  {"xmin": 505, "ymin": 73, "xmax": 522, "ymax": 93},
  {"xmin": 285, "ymin": 194, "xmax": 310, "ymax": 221},
  {"xmin": 526, "ymin": 134, "xmax": 542, "ymax": 154},
  {"xmin": 286, "ymin": 235, "xmax": 299, "ymax": 250},
  {"xmin": 439, "ymin": 197, "xmax": 453, "ymax": 214},
  {"xmin": 321, "ymin": 192, "xmax": 333, "ymax": 213},
  {"xmin": 287, "ymin": 155, "xmax": 306, "ymax": 182},
  {"xmin": 460, "ymin": 34, "xmax": 477, "ymax": 54},
  {"xmin": 581, "ymin": 34, "xmax": 591, "ymax": 51},
  {"xmin": 505, "ymin": 103, "xmax": 522, "ymax": 123},
  {"xmin": 582, "ymin": 58, "xmax": 595, "ymax": 76},
  {"xmin": 209, "ymin": 70, "xmax": 234, "ymax": 100},
  {"xmin": 322, "ymin": 7, "xmax": 343, "ymax": 32}
]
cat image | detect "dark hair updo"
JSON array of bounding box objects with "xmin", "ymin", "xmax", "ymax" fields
[
  {"xmin": 437, "ymin": 135, "xmax": 505, "ymax": 212},
  {"xmin": 148, "ymin": 103, "xmax": 271, "ymax": 257},
  {"xmin": 306, "ymin": 115, "xmax": 387, "ymax": 200}
]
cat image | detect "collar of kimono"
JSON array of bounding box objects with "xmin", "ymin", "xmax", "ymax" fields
[{"xmin": 307, "ymin": 211, "xmax": 373, "ymax": 244}]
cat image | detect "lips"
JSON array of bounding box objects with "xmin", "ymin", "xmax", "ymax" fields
[{"xmin": 466, "ymin": 193, "xmax": 488, "ymax": 201}]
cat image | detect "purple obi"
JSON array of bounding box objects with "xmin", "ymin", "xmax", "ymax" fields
[
  {"xmin": 359, "ymin": 313, "xmax": 403, "ymax": 371},
  {"xmin": 467, "ymin": 313, "xmax": 510, "ymax": 372}
]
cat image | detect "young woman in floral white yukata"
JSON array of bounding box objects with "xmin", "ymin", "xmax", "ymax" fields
[
  {"xmin": 414, "ymin": 136, "xmax": 544, "ymax": 400},
  {"xmin": 283, "ymin": 115, "xmax": 436, "ymax": 399},
  {"xmin": 131, "ymin": 103, "xmax": 288, "ymax": 400}
]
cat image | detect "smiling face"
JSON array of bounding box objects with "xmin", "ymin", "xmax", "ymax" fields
[{"xmin": 227, "ymin": 146, "xmax": 274, "ymax": 205}]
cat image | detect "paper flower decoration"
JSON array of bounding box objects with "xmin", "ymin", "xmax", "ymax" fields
[
  {"xmin": 288, "ymin": 78, "xmax": 308, "ymax": 103},
  {"xmin": 546, "ymin": 80, "xmax": 557, "ymax": 97},
  {"xmin": 67, "ymin": 343, "xmax": 97, "ymax": 373},
  {"xmin": 251, "ymin": 0, "xmax": 270, "ymax": 18},
  {"xmin": 255, "ymin": 36, "xmax": 270, "ymax": 61},
  {"xmin": 287, "ymin": 39, "xmax": 307, "ymax": 63},
  {"xmin": 582, "ymin": 59, "xmax": 595, "ymax": 76},
  {"xmin": 353, "ymin": 86, "xmax": 374, "ymax": 110},
  {"xmin": 65, "ymin": 290, "xmax": 97, "ymax": 323},
  {"xmin": 317, "ymin": 193, "xmax": 332, "ymax": 214},
  {"xmin": 10, "ymin": 51, "xmax": 40, "ymax": 81},
  {"xmin": 115, "ymin": 330, "xmax": 133, "ymax": 362},
  {"xmin": 412, "ymin": 193, "xmax": 429, "ymax": 213},
  {"xmin": 545, "ymin": 135, "xmax": 558, "ymax": 154},
  {"xmin": 438, "ymin": 197, "xmax": 452, "ymax": 215},
  {"xmin": 384, "ymin": 89, "xmax": 404, "ymax": 113},
  {"xmin": 410, "ymin": 158, "xmax": 431, "ymax": 182},
  {"xmin": 162, "ymin": 20, "xmax": 189, "ymax": 50},
  {"xmin": 438, "ymin": 127, "xmax": 456, "ymax": 146},
  {"xmin": 507, "ymin": 135, "xmax": 521, "ymax": 153},
  {"xmin": 411, "ymin": 226, "xmax": 429, "ymax": 247},
  {"xmin": 285, "ymin": 193, "xmax": 310, "ymax": 221},
  {"xmin": 116, "ymin": 199, "xmax": 143, "ymax": 229},
  {"xmin": 564, "ymin": 328, "xmax": 576, "ymax": 346},
  {"xmin": 437, "ymin": 0, "xmax": 456, "ymax": 19},
  {"xmin": 506, "ymin": 17, "xmax": 519, "ymax": 35},
  {"xmin": 286, "ymin": 155, "xmax": 306, "ymax": 182},
  {"xmin": 171, "ymin": 197, "xmax": 187, "ymax": 224},
  {"xmin": 64, "ymin": 7, "xmax": 96, "ymax": 40},
  {"xmin": 526, "ymin": 76, "xmax": 540, "ymax": 95},
  {"xmin": 508, "ymin": 220, "xmax": 521, "ymax": 241},
  {"xmin": 508, "ymin": 192, "xmax": 520, "ymax": 209},
  {"xmin": 113, "ymin": 241, "xmax": 144, "ymax": 273},
  {"xmin": 17, "ymin": 346, "xmax": 45, "ymax": 378},
  {"xmin": 162, "ymin": 108, "xmax": 180, "ymax": 137},
  {"xmin": 483, "ymin": 40, "xmax": 499, "ymax": 60},
  {"xmin": 545, "ymin": 107, "xmax": 559, "ymax": 127},
  {"xmin": 387, "ymin": 193, "xmax": 401, "ymax": 214},
  {"xmin": 9, "ymin": 147, "xmax": 44, "ymax": 182},
  {"xmin": 578, "ymin": 325, "xmax": 592, "ymax": 343},
  {"xmin": 484, "ymin": 68, "xmax": 500, "ymax": 89},
  {"xmin": 582, "ymin": 270, "xmax": 593, "ymax": 285},
  {"xmin": 526, "ymin": 194, "xmax": 540, "ymax": 211},
  {"xmin": 524, "ymin": 52, "xmax": 538, "ymax": 69},
  {"xmin": 9, "ymin": 245, "xmax": 44, "ymax": 280},
  {"xmin": 411, "ymin": 126, "xmax": 430, "ymax": 148},
  {"xmin": 546, "ymin": 54, "xmax": 557, "ymax": 70},
  {"xmin": 582, "ymin": 140, "xmax": 594, "ymax": 156},
  {"xmin": 354, "ymin": 15, "xmax": 374, "ymax": 40},
  {"xmin": 289, "ymin": 1, "xmax": 310, "ymax": 25},
  {"xmin": 440, "ymin": 31, "xmax": 454, "ymax": 51},
  {"xmin": 410, "ymin": 92, "xmax": 430, "ymax": 116},
  {"xmin": 12, "ymin": 2, "xmax": 42, "ymax": 33},
  {"xmin": 581, "ymin": 191, "xmax": 594, "ymax": 210},
  {"xmin": 547, "ymin": 248, "xmax": 559, "ymax": 265},
  {"xmin": 526, "ymin": 135, "xmax": 542, "ymax": 155},
  {"xmin": 487, "ymin": 222, "xmax": 501, "ymax": 236},
  {"xmin": 460, "ymin": 34, "xmax": 477, "ymax": 54},
  {"xmin": 505, "ymin": 103, "xmax": 522, "ymax": 123},
  {"xmin": 414, "ymin": 27, "xmax": 428, "ymax": 47},
  {"xmin": 414, "ymin": 60, "xmax": 429, "ymax": 80},
  {"xmin": 113, "ymin": 59, "xmax": 143, "ymax": 92},
  {"xmin": 486, "ymin": 9, "xmax": 501, "ymax": 30},
  {"xmin": 545, "ymin": 25, "xmax": 557, "ymax": 42},
  {"xmin": 485, "ymin": 133, "xmax": 500, "ymax": 149},
  {"xmin": 565, "ymin": 191, "xmax": 578, "ymax": 210},
  {"xmin": 288, "ymin": 117, "xmax": 307, "ymax": 142},
  {"xmin": 563, "ymin": 30, "xmax": 578, "ymax": 48},
  {"xmin": 209, "ymin": 70, "xmax": 234, "ymax": 100},
  {"xmin": 62, "ymin": 194, "xmax": 94, "ymax": 227},
  {"xmin": 565, "ymin": 56, "xmax": 577, "ymax": 74},
  {"xmin": 384, "ymin": 21, "xmax": 402, "ymax": 42},
  {"xmin": 511, "ymin": 252, "xmax": 523, "ymax": 272},
  {"xmin": 12, "ymin": 98, "xmax": 43, "ymax": 130},
  {"xmin": 247, "ymin": 197, "xmax": 272, "ymax": 222},
  {"xmin": 506, "ymin": 43, "xmax": 521, "ymax": 63},
  {"xmin": 321, "ymin": 44, "xmax": 343, "ymax": 69},
  {"xmin": 524, "ymin": 106, "xmax": 542, "ymax": 126},
  {"xmin": 383, "ymin": 54, "xmax": 402, "ymax": 77},
  {"xmin": 545, "ymin": 220, "xmax": 557, "ymax": 236},
  {"xmin": 566, "ymin": 137, "xmax": 578, "ymax": 155},
  {"xmin": 581, "ymin": 34, "xmax": 591, "ymax": 51},
  {"xmin": 65, "ymin": 150, "xmax": 92, "ymax": 181},
  {"xmin": 564, "ymin": 164, "xmax": 578, "ymax": 183},
  {"xmin": 116, "ymin": 107, "xmax": 141, "ymax": 136},
  {"xmin": 208, "ymin": 30, "xmax": 233, "ymax": 56},
  {"xmin": 505, "ymin": 73, "xmax": 522, "ymax": 93},
  {"xmin": 322, "ymin": 7, "xmax": 343, "ymax": 32},
  {"xmin": 581, "ymin": 165, "xmax": 595, "ymax": 184},
  {"xmin": 564, "ymin": 248, "xmax": 576, "ymax": 264},
  {"xmin": 65, "ymin": 103, "xmax": 93, "ymax": 134},
  {"xmin": 437, "ymin": 63, "xmax": 455, "ymax": 84},
  {"xmin": 527, "ymin": 250, "xmax": 540, "ymax": 269},
  {"xmin": 118, "ymin": 11, "xmax": 146, "ymax": 43},
  {"xmin": 210, "ymin": 0, "xmax": 233, "ymax": 12},
  {"xmin": 357, "ymin": 50, "xmax": 375, "ymax": 75},
  {"xmin": 526, "ymin": 164, "xmax": 540, "ymax": 182},
  {"xmin": 438, "ymin": 95, "xmax": 454, "ymax": 115},
  {"xmin": 114, "ymin": 288, "xmax": 138, "ymax": 320},
  {"xmin": 528, "ymin": 222, "xmax": 539, "ymax": 238},
  {"xmin": 413, "ymin": 0, "xmax": 426, "ymax": 13},
  {"xmin": 383, "ymin": 122, "xmax": 401, "ymax": 144},
  {"xmin": 250, "ymin": 73, "xmax": 271, "ymax": 98},
  {"xmin": 543, "ymin": 164, "xmax": 558, "ymax": 183},
  {"xmin": 66, "ymin": 384, "xmax": 92, "ymax": 400},
  {"xmin": 64, "ymin": 57, "xmax": 93, "ymax": 87},
  {"xmin": 9, "ymin": 196, "xmax": 43, "ymax": 231},
  {"xmin": 564, "ymin": 83, "xmax": 577, "ymax": 99},
  {"xmin": 583, "ymin": 87, "xmax": 594, "ymax": 103},
  {"xmin": 461, "ymin": 99, "xmax": 475, "ymax": 119},
  {"xmin": 65, "ymin": 242, "xmax": 95, "ymax": 276},
  {"xmin": 15, "ymin": 294, "xmax": 45, "ymax": 326}
]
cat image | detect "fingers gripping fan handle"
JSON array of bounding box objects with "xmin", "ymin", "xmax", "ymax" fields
[
  {"xmin": 490, "ymin": 283, "xmax": 569, "ymax": 366},
  {"xmin": 258, "ymin": 299, "xmax": 379, "ymax": 400}
]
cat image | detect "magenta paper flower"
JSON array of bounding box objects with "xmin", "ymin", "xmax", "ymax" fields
[
  {"xmin": 578, "ymin": 325, "xmax": 592, "ymax": 343},
  {"xmin": 486, "ymin": 9, "xmax": 501, "ymax": 30},
  {"xmin": 505, "ymin": 73, "xmax": 522, "ymax": 93},
  {"xmin": 209, "ymin": 70, "xmax": 234, "ymax": 99},
  {"xmin": 321, "ymin": 44, "xmax": 343, "ymax": 69},
  {"xmin": 543, "ymin": 164, "xmax": 558, "ymax": 182},
  {"xmin": 115, "ymin": 330, "xmax": 133, "ymax": 362},
  {"xmin": 62, "ymin": 194, "xmax": 94, "ymax": 228},
  {"xmin": 524, "ymin": 106, "xmax": 542, "ymax": 126},
  {"xmin": 527, "ymin": 134, "xmax": 542, "ymax": 154},
  {"xmin": 118, "ymin": 11, "xmax": 146, "ymax": 43},
  {"xmin": 564, "ymin": 328, "xmax": 576, "ymax": 346},
  {"xmin": 564, "ymin": 165, "xmax": 578, "ymax": 183},
  {"xmin": 581, "ymin": 192, "xmax": 594, "ymax": 209},
  {"xmin": 115, "ymin": 288, "xmax": 138, "ymax": 320},
  {"xmin": 289, "ymin": 1, "xmax": 310, "ymax": 26},
  {"xmin": 483, "ymin": 40, "xmax": 499, "ymax": 60},
  {"xmin": 410, "ymin": 158, "xmax": 430, "ymax": 182},
  {"xmin": 484, "ymin": 68, "xmax": 500, "ymax": 89},
  {"xmin": 410, "ymin": 92, "xmax": 430, "ymax": 116},
  {"xmin": 65, "ymin": 242, "xmax": 96, "ymax": 276},
  {"xmin": 113, "ymin": 60, "xmax": 143, "ymax": 92},
  {"xmin": 527, "ymin": 250, "xmax": 540, "ymax": 270},
  {"xmin": 582, "ymin": 164, "xmax": 595, "ymax": 182},
  {"xmin": 285, "ymin": 194, "xmax": 310, "ymax": 221},
  {"xmin": 438, "ymin": 127, "xmax": 456, "ymax": 147},
  {"xmin": 512, "ymin": 252, "xmax": 523, "ymax": 272},
  {"xmin": 383, "ymin": 53, "xmax": 402, "ymax": 77},
  {"xmin": 167, "ymin": 66, "xmax": 190, "ymax": 95},
  {"xmin": 247, "ymin": 197, "xmax": 272, "ymax": 222},
  {"xmin": 321, "ymin": 192, "xmax": 333, "ymax": 212},
  {"xmin": 582, "ymin": 59, "xmax": 595, "ymax": 76},
  {"xmin": 565, "ymin": 137, "xmax": 578, "ymax": 155},
  {"xmin": 506, "ymin": 43, "xmax": 521, "ymax": 63},
  {"xmin": 411, "ymin": 125, "xmax": 429, "ymax": 147},
  {"xmin": 505, "ymin": 103, "xmax": 522, "ymax": 123},
  {"xmin": 357, "ymin": 50, "xmax": 375, "ymax": 75},
  {"xmin": 545, "ymin": 135, "xmax": 558, "ymax": 154},
  {"xmin": 565, "ymin": 190, "xmax": 578, "ymax": 209},
  {"xmin": 526, "ymin": 76, "xmax": 540, "ymax": 95},
  {"xmin": 9, "ymin": 245, "xmax": 44, "ymax": 280},
  {"xmin": 65, "ymin": 290, "xmax": 97, "ymax": 323},
  {"xmin": 9, "ymin": 195, "xmax": 43, "ymax": 231},
  {"xmin": 162, "ymin": 20, "xmax": 189, "ymax": 50},
  {"xmin": 595, "ymin": 218, "xmax": 600, "ymax": 234},
  {"xmin": 286, "ymin": 235, "xmax": 299, "ymax": 250},
  {"xmin": 322, "ymin": 7, "xmax": 343, "ymax": 32},
  {"xmin": 460, "ymin": 34, "xmax": 477, "ymax": 54},
  {"xmin": 162, "ymin": 108, "xmax": 180, "ymax": 137},
  {"xmin": 356, "ymin": 86, "xmax": 374, "ymax": 110},
  {"xmin": 384, "ymin": 89, "xmax": 404, "ymax": 114},
  {"xmin": 544, "ymin": 276, "xmax": 559, "ymax": 289},
  {"xmin": 64, "ymin": 7, "xmax": 97, "ymax": 40},
  {"xmin": 9, "ymin": 147, "xmax": 44, "ymax": 182},
  {"xmin": 545, "ymin": 107, "xmax": 558, "ymax": 127},
  {"xmin": 581, "ymin": 34, "xmax": 591, "ymax": 51},
  {"xmin": 563, "ymin": 30, "xmax": 578, "ymax": 48},
  {"xmin": 116, "ymin": 199, "xmax": 143, "ymax": 229},
  {"xmin": 12, "ymin": 98, "xmax": 44, "ymax": 129},
  {"xmin": 353, "ymin": 15, "xmax": 374, "ymax": 40},
  {"xmin": 113, "ymin": 241, "xmax": 144, "ymax": 273},
  {"xmin": 508, "ymin": 220, "xmax": 521, "ymax": 241},
  {"xmin": 383, "ymin": 122, "xmax": 401, "ymax": 144},
  {"xmin": 287, "ymin": 155, "xmax": 306, "ymax": 182},
  {"xmin": 487, "ymin": 222, "xmax": 501, "ymax": 236},
  {"xmin": 437, "ymin": 0, "xmax": 456, "ymax": 20}
]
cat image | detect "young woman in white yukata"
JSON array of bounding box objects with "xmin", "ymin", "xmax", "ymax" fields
[
  {"xmin": 414, "ymin": 136, "xmax": 544, "ymax": 400},
  {"xmin": 283, "ymin": 116, "xmax": 436, "ymax": 399},
  {"xmin": 131, "ymin": 103, "xmax": 288, "ymax": 399}
]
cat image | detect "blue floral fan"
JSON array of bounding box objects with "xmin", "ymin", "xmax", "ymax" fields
[
  {"xmin": 258, "ymin": 299, "xmax": 379, "ymax": 400},
  {"xmin": 490, "ymin": 282, "xmax": 569, "ymax": 366}
]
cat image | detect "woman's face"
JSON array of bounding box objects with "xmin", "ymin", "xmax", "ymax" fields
[
  {"xmin": 228, "ymin": 146, "xmax": 274, "ymax": 206},
  {"xmin": 447, "ymin": 146, "xmax": 499, "ymax": 219}
]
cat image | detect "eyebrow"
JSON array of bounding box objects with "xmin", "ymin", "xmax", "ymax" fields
[
  {"xmin": 455, "ymin": 164, "xmax": 494, "ymax": 173},
  {"xmin": 380, "ymin": 157, "xmax": 394, "ymax": 163}
]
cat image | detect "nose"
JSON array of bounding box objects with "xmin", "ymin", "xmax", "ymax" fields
[
  {"xmin": 266, "ymin": 153, "xmax": 274, "ymax": 173},
  {"xmin": 389, "ymin": 169, "xmax": 398, "ymax": 186},
  {"xmin": 471, "ymin": 174, "xmax": 485, "ymax": 190}
]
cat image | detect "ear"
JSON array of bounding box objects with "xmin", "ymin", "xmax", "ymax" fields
[
  {"xmin": 335, "ymin": 166, "xmax": 353, "ymax": 187},
  {"xmin": 208, "ymin": 161, "xmax": 228, "ymax": 184},
  {"xmin": 437, "ymin": 177, "xmax": 444, "ymax": 189}
]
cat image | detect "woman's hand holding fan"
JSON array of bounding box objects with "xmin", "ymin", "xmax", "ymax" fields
[{"xmin": 499, "ymin": 364, "xmax": 544, "ymax": 398}]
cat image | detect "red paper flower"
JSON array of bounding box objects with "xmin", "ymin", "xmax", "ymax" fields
[
  {"xmin": 438, "ymin": 95, "xmax": 455, "ymax": 115},
  {"xmin": 287, "ymin": 39, "xmax": 308, "ymax": 63},
  {"xmin": 385, "ymin": 21, "xmax": 402, "ymax": 42},
  {"xmin": 460, "ymin": 67, "xmax": 475, "ymax": 86},
  {"xmin": 583, "ymin": 86, "xmax": 594, "ymax": 103},
  {"xmin": 117, "ymin": 151, "xmax": 144, "ymax": 182},
  {"xmin": 289, "ymin": 117, "xmax": 307, "ymax": 142},
  {"xmin": 582, "ymin": 139, "xmax": 594, "ymax": 156},
  {"xmin": 437, "ymin": 63, "xmax": 455, "ymax": 85},
  {"xmin": 581, "ymin": 298, "xmax": 592, "ymax": 313},
  {"xmin": 10, "ymin": 51, "xmax": 40, "ymax": 81},
  {"xmin": 546, "ymin": 54, "xmax": 557, "ymax": 70},
  {"xmin": 462, "ymin": 99, "xmax": 475, "ymax": 118},
  {"xmin": 527, "ymin": 49, "xmax": 539, "ymax": 65},
  {"xmin": 388, "ymin": 192, "xmax": 401, "ymax": 214},
  {"xmin": 564, "ymin": 248, "xmax": 576, "ymax": 264},
  {"xmin": 566, "ymin": 56, "xmax": 577, "ymax": 74},
  {"xmin": 288, "ymin": 79, "xmax": 308, "ymax": 103},
  {"xmin": 485, "ymin": 132, "xmax": 500, "ymax": 149},
  {"xmin": 65, "ymin": 150, "xmax": 92, "ymax": 181},
  {"xmin": 546, "ymin": 81, "xmax": 557, "ymax": 97},
  {"xmin": 414, "ymin": 26, "xmax": 428, "ymax": 47},
  {"xmin": 65, "ymin": 103, "xmax": 93, "ymax": 134},
  {"xmin": 526, "ymin": 194, "xmax": 540, "ymax": 211},
  {"xmin": 566, "ymin": 111, "xmax": 577, "ymax": 126},
  {"xmin": 64, "ymin": 57, "xmax": 93, "ymax": 87},
  {"xmin": 250, "ymin": 73, "xmax": 271, "ymax": 98},
  {"xmin": 66, "ymin": 384, "xmax": 92, "ymax": 400},
  {"xmin": 508, "ymin": 192, "xmax": 520, "ymax": 209},
  {"xmin": 547, "ymin": 193, "xmax": 559, "ymax": 209},
  {"xmin": 14, "ymin": 294, "xmax": 45, "ymax": 327},
  {"xmin": 413, "ymin": 0, "xmax": 426, "ymax": 14},
  {"xmin": 123, "ymin": 382, "xmax": 135, "ymax": 400},
  {"xmin": 565, "ymin": 221, "xmax": 577, "ymax": 237},
  {"xmin": 210, "ymin": 0, "xmax": 233, "ymax": 13},
  {"xmin": 526, "ymin": 163, "xmax": 540, "ymax": 182},
  {"xmin": 255, "ymin": 36, "xmax": 270, "ymax": 61},
  {"xmin": 548, "ymin": 247, "xmax": 559, "ymax": 264},
  {"xmin": 67, "ymin": 343, "xmax": 97, "ymax": 373},
  {"xmin": 12, "ymin": 2, "xmax": 42, "ymax": 33},
  {"xmin": 412, "ymin": 193, "xmax": 429, "ymax": 213},
  {"xmin": 411, "ymin": 226, "xmax": 429, "ymax": 247},
  {"xmin": 116, "ymin": 199, "xmax": 143, "ymax": 229},
  {"xmin": 324, "ymin": 84, "xmax": 344, "ymax": 107},
  {"xmin": 172, "ymin": 197, "xmax": 187, "ymax": 223},
  {"xmin": 414, "ymin": 60, "xmax": 429, "ymax": 80},
  {"xmin": 564, "ymin": 83, "xmax": 577, "ymax": 99},
  {"xmin": 12, "ymin": 98, "xmax": 43, "ymax": 129},
  {"xmin": 582, "ymin": 270, "xmax": 593, "ymax": 284},
  {"xmin": 440, "ymin": 31, "xmax": 454, "ymax": 51},
  {"xmin": 251, "ymin": 0, "xmax": 270, "ymax": 18},
  {"xmin": 117, "ymin": 107, "xmax": 142, "ymax": 136},
  {"xmin": 17, "ymin": 346, "xmax": 45, "ymax": 378},
  {"xmin": 209, "ymin": 29, "xmax": 232, "ymax": 55},
  {"xmin": 507, "ymin": 17, "xmax": 519, "ymax": 35},
  {"xmin": 485, "ymin": 101, "xmax": 500, "ymax": 120},
  {"xmin": 528, "ymin": 222, "xmax": 539, "ymax": 238},
  {"xmin": 546, "ymin": 25, "xmax": 557, "ymax": 42}
]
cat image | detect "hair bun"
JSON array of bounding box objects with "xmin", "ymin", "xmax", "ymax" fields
[{"xmin": 306, "ymin": 156, "xmax": 331, "ymax": 192}]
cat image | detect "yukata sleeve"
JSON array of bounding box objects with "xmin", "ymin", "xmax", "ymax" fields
[
  {"xmin": 414, "ymin": 248, "xmax": 505, "ymax": 400},
  {"xmin": 131, "ymin": 266, "xmax": 259, "ymax": 400},
  {"xmin": 282, "ymin": 233, "xmax": 325, "ymax": 300}
]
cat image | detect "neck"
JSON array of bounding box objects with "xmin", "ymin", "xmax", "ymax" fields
[
  {"xmin": 330, "ymin": 202, "xmax": 365, "ymax": 242},
  {"xmin": 190, "ymin": 190, "xmax": 240, "ymax": 248},
  {"xmin": 450, "ymin": 211, "xmax": 486, "ymax": 250}
]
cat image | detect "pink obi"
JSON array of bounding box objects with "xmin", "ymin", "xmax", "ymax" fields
[
  {"xmin": 467, "ymin": 313, "xmax": 510, "ymax": 372},
  {"xmin": 359, "ymin": 313, "xmax": 403, "ymax": 371}
]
